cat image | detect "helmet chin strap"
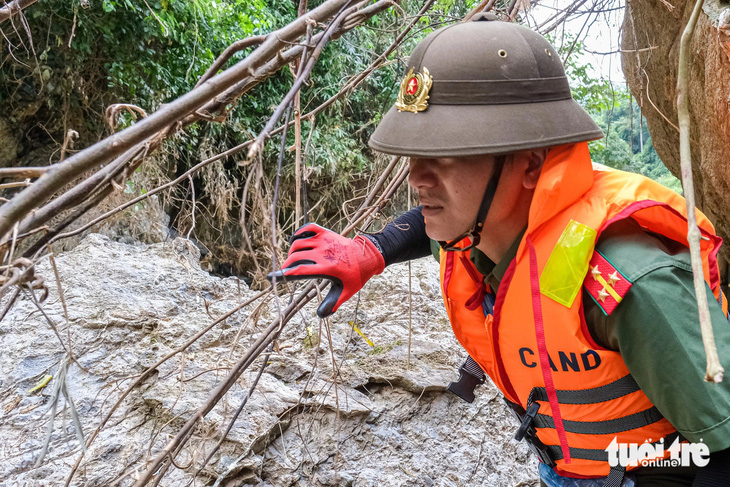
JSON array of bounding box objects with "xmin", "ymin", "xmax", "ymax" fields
[{"xmin": 439, "ymin": 155, "xmax": 506, "ymax": 252}]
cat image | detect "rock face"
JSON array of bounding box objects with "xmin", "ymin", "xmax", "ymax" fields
[
  {"xmin": 622, "ymin": 0, "xmax": 730, "ymax": 267},
  {"xmin": 0, "ymin": 234, "xmax": 536, "ymax": 486}
]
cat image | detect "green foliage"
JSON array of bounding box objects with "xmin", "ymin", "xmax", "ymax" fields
[
  {"xmin": 1, "ymin": 1, "xmax": 683, "ymax": 276},
  {"xmin": 587, "ymin": 90, "xmax": 682, "ymax": 194},
  {"xmin": 548, "ymin": 35, "xmax": 680, "ymax": 193},
  {"xmin": 550, "ymin": 35, "xmax": 616, "ymax": 114},
  {"xmin": 1, "ymin": 0, "xmax": 276, "ymax": 152}
]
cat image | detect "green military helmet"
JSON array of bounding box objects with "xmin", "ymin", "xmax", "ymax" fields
[{"xmin": 368, "ymin": 13, "xmax": 604, "ymax": 157}]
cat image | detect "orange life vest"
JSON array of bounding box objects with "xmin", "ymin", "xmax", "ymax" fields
[{"xmin": 439, "ymin": 142, "xmax": 727, "ymax": 478}]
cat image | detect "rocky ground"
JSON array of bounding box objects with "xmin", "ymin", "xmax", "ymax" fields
[{"xmin": 0, "ymin": 234, "xmax": 537, "ymax": 486}]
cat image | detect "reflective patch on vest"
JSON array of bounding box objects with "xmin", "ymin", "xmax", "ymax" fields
[
  {"xmin": 584, "ymin": 250, "xmax": 633, "ymax": 315},
  {"xmin": 540, "ymin": 220, "xmax": 598, "ymax": 308}
]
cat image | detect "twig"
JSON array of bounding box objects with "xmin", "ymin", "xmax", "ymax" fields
[
  {"xmin": 463, "ymin": 0, "xmax": 497, "ymax": 22},
  {"xmin": 23, "ymin": 285, "xmax": 67, "ymax": 355},
  {"xmin": 12, "ymin": 143, "xmax": 145, "ymax": 240},
  {"xmin": 407, "ymin": 183, "xmax": 412, "ymax": 367},
  {"xmin": 34, "ymin": 356, "xmax": 87, "ymax": 467},
  {"xmin": 239, "ymin": 162, "xmax": 262, "ymax": 272},
  {"xmin": 0, "ymin": 0, "xmax": 38, "ymax": 24},
  {"xmin": 58, "ymin": 129, "xmax": 79, "ymax": 162},
  {"xmin": 0, "ymin": 167, "xmax": 49, "ymax": 180},
  {"xmin": 0, "ymin": 0, "xmax": 355, "ymax": 241},
  {"xmin": 0, "ymin": 257, "xmax": 48, "ymax": 301},
  {"xmin": 641, "ymin": 67, "xmax": 680, "ymax": 133},
  {"xmin": 195, "ymin": 347, "xmax": 273, "ymax": 477},
  {"xmin": 141, "ymin": 0, "xmax": 168, "ymax": 36},
  {"xmin": 293, "ymin": 4, "xmax": 310, "ymax": 229},
  {"xmin": 105, "ymin": 104, "xmax": 148, "ymax": 131},
  {"xmin": 345, "ymin": 159, "xmax": 408, "ymax": 235},
  {"xmin": 63, "ymin": 290, "xmax": 267, "ymax": 486},
  {"xmin": 185, "ymin": 175, "xmax": 196, "ymax": 239},
  {"xmin": 676, "ymin": 0, "xmax": 723, "ymax": 383},
  {"xmin": 193, "ymin": 0, "xmax": 399, "ymax": 121},
  {"xmin": 537, "ymin": 0, "xmax": 590, "ymax": 34},
  {"xmin": 301, "ymin": 116, "xmax": 315, "ymax": 223},
  {"xmin": 129, "ymin": 284, "xmax": 322, "ymax": 487},
  {"xmin": 0, "ymin": 287, "xmax": 21, "ymax": 322},
  {"xmin": 294, "ymin": 93, "xmax": 303, "ymax": 228},
  {"xmin": 0, "ymin": 181, "xmax": 31, "ymax": 189},
  {"xmin": 248, "ymin": 1, "xmax": 356, "ymax": 161},
  {"xmin": 195, "ymin": 35, "xmax": 267, "ymax": 88},
  {"xmin": 271, "ymin": 103, "xmax": 294, "ymax": 272},
  {"xmin": 46, "ymin": 243, "xmax": 74, "ymax": 365}
]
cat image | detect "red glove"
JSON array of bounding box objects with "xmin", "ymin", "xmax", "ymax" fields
[{"xmin": 268, "ymin": 223, "xmax": 385, "ymax": 318}]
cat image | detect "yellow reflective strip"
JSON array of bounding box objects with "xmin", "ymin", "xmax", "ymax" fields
[
  {"xmin": 539, "ymin": 220, "xmax": 597, "ymax": 308},
  {"xmin": 595, "ymin": 275, "xmax": 622, "ymax": 303}
]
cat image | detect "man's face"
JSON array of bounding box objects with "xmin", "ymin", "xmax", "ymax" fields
[{"xmin": 408, "ymin": 155, "xmax": 496, "ymax": 242}]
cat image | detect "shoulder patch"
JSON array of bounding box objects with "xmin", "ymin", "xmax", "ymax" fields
[{"xmin": 583, "ymin": 250, "xmax": 632, "ymax": 315}]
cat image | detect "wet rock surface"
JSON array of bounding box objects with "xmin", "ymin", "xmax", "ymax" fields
[{"xmin": 0, "ymin": 234, "xmax": 537, "ymax": 486}]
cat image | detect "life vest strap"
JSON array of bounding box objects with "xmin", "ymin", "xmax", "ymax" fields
[
  {"xmin": 545, "ymin": 430, "xmax": 683, "ymax": 463},
  {"xmin": 605, "ymin": 466, "xmax": 628, "ymax": 487},
  {"xmin": 529, "ymin": 374, "xmax": 640, "ymax": 405},
  {"xmin": 506, "ymin": 390, "xmax": 680, "ymax": 476},
  {"xmin": 533, "ymin": 406, "xmax": 664, "ymax": 435}
]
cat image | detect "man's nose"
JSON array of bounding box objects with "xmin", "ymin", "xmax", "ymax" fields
[{"xmin": 408, "ymin": 158, "xmax": 437, "ymax": 189}]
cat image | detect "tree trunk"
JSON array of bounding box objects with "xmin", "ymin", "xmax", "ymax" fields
[{"xmin": 622, "ymin": 0, "xmax": 730, "ymax": 271}]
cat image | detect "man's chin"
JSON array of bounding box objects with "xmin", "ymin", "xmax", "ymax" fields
[{"xmin": 424, "ymin": 224, "xmax": 461, "ymax": 243}]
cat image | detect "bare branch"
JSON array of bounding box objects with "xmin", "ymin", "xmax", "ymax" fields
[
  {"xmin": 2, "ymin": 0, "xmax": 400, "ymax": 247},
  {"xmin": 63, "ymin": 289, "xmax": 268, "ymax": 486},
  {"xmin": 13, "ymin": 143, "xmax": 146, "ymax": 248},
  {"xmin": 0, "ymin": 0, "xmax": 355, "ymax": 241},
  {"xmin": 463, "ymin": 0, "xmax": 497, "ymax": 22},
  {"xmin": 676, "ymin": 0, "xmax": 724, "ymax": 383},
  {"xmin": 248, "ymin": 1, "xmax": 356, "ymax": 160},
  {"xmin": 0, "ymin": 167, "xmax": 49, "ymax": 180},
  {"xmin": 194, "ymin": 0, "xmax": 398, "ymax": 120},
  {"xmin": 195, "ymin": 35, "xmax": 267, "ymax": 88},
  {"xmin": 0, "ymin": 0, "xmax": 38, "ymax": 24}
]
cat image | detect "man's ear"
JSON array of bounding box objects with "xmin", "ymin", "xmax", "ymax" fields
[{"xmin": 522, "ymin": 149, "xmax": 547, "ymax": 189}]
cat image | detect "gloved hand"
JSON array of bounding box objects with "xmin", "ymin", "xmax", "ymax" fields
[{"xmin": 267, "ymin": 223, "xmax": 385, "ymax": 318}]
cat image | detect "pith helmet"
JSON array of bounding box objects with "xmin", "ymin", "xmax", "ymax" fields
[{"xmin": 368, "ymin": 13, "xmax": 604, "ymax": 157}]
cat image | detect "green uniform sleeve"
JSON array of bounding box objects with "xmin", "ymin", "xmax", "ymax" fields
[{"xmin": 584, "ymin": 219, "xmax": 730, "ymax": 452}]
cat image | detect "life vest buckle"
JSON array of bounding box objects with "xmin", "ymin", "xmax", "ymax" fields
[
  {"xmin": 524, "ymin": 433, "xmax": 555, "ymax": 468},
  {"xmin": 515, "ymin": 402, "xmax": 540, "ymax": 441},
  {"xmin": 504, "ymin": 399, "xmax": 557, "ymax": 468},
  {"xmin": 447, "ymin": 356, "xmax": 487, "ymax": 403}
]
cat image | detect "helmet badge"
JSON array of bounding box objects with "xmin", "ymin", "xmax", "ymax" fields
[{"xmin": 396, "ymin": 67, "xmax": 433, "ymax": 114}]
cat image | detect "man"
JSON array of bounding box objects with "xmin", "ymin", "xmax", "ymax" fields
[{"xmin": 269, "ymin": 13, "xmax": 730, "ymax": 486}]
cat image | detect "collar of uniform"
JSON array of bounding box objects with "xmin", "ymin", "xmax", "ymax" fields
[{"xmin": 470, "ymin": 228, "xmax": 526, "ymax": 292}]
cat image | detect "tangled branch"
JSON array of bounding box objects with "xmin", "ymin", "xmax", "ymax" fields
[
  {"xmin": 0, "ymin": 0, "xmax": 38, "ymax": 24},
  {"xmin": 676, "ymin": 0, "xmax": 723, "ymax": 383},
  {"xmin": 0, "ymin": 0, "xmax": 400, "ymax": 259},
  {"xmin": 0, "ymin": 0, "xmax": 356, "ymax": 242}
]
